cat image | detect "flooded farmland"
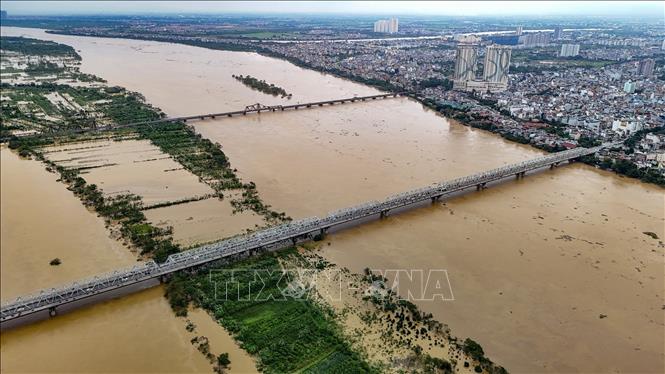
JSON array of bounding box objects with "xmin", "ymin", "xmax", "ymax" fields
[
  {"xmin": 1, "ymin": 26, "xmax": 664, "ymax": 373},
  {"xmin": 1, "ymin": 146, "xmax": 135, "ymax": 299}
]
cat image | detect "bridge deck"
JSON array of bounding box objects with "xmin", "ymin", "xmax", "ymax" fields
[{"xmin": 0, "ymin": 145, "xmax": 606, "ymax": 324}]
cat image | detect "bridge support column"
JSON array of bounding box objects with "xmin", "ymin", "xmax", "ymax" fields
[
  {"xmin": 49, "ymin": 307, "xmax": 57, "ymax": 317},
  {"xmin": 380, "ymin": 210, "xmax": 389, "ymax": 219},
  {"xmin": 515, "ymin": 172, "xmax": 525, "ymax": 179},
  {"xmin": 476, "ymin": 183, "xmax": 487, "ymax": 190},
  {"xmin": 291, "ymin": 237, "xmax": 298, "ymax": 245}
]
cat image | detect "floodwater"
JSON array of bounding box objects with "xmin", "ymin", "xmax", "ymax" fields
[
  {"xmin": 0, "ymin": 287, "xmax": 251, "ymax": 374},
  {"xmin": 2, "ymin": 27, "xmax": 664, "ymax": 373},
  {"xmin": 0, "ymin": 145, "xmax": 257, "ymax": 373},
  {"xmin": 0, "ymin": 146, "xmax": 135, "ymax": 300},
  {"xmin": 42, "ymin": 139, "xmax": 213, "ymax": 205},
  {"xmin": 41, "ymin": 138, "xmax": 262, "ymax": 245},
  {"xmin": 145, "ymin": 198, "xmax": 264, "ymax": 247}
]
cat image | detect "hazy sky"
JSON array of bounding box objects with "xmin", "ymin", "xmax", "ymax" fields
[{"xmin": 1, "ymin": 1, "xmax": 663, "ymax": 17}]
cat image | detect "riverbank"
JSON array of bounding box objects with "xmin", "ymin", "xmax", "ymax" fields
[
  {"xmin": 35, "ymin": 29, "xmax": 662, "ymax": 188},
  {"xmin": 166, "ymin": 245, "xmax": 507, "ymax": 373}
]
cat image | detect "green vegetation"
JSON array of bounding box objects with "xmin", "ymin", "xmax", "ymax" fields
[
  {"xmin": 217, "ymin": 353, "xmax": 231, "ymax": 367},
  {"xmin": 166, "ymin": 249, "xmax": 375, "ymax": 373},
  {"xmin": 643, "ymin": 231, "xmax": 659, "ymax": 240},
  {"xmin": 584, "ymin": 155, "xmax": 665, "ymax": 187},
  {"xmin": 232, "ymin": 74, "xmax": 291, "ymax": 98},
  {"xmin": 0, "ymin": 36, "xmax": 81, "ymax": 60}
]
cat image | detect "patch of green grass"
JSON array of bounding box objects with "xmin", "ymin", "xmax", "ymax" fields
[{"xmin": 166, "ymin": 250, "xmax": 375, "ymax": 373}]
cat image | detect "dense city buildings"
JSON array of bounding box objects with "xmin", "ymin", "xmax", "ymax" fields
[{"xmin": 559, "ymin": 43, "xmax": 580, "ymax": 57}]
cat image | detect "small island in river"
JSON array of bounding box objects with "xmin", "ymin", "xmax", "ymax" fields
[{"xmin": 232, "ymin": 74, "xmax": 292, "ymax": 98}]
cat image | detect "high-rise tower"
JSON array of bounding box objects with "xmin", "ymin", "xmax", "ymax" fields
[
  {"xmin": 483, "ymin": 45, "xmax": 512, "ymax": 91},
  {"xmin": 453, "ymin": 35, "xmax": 480, "ymax": 89}
]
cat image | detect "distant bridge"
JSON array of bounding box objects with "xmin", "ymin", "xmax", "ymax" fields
[
  {"xmin": 4, "ymin": 93, "xmax": 405, "ymax": 140},
  {"xmin": 115, "ymin": 92, "xmax": 405, "ymax": 129},
  {"xmin": 0, "ymin": 144, "xmax": 608, "ymax": 328}
]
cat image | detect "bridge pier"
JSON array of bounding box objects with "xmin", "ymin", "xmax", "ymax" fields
[
  {"xmin": 515, "ymin": 172, "xmax": 526, "ymax": 179},
  {"xmin": 476, "ymin": 183, "xmax": 487, "ymax": 191},
  {"xmin": 380, "ymin": 210, "xmax": 389, "ymax": 219},
  {"xmin": 227, "ymin": 114, "xmax": 232, "ymax": 117},
  {"xmin": 49, "ymin": 307, "xmax": 57, "ymax": 317}
]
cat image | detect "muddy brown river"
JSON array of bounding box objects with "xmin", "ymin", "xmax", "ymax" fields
[{"xmin": 2, "ymin": 27, "xmax": 664, "ymax": 373}]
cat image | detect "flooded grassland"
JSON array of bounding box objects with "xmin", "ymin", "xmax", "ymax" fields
[{"xmin": 39, "ymin": 138, "xmax": 264, "ymax": 246}]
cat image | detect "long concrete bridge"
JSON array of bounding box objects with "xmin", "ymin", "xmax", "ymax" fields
[
  {"xmin": 4, "ymin": 93, "xmax": 405, "ymax": 141},
  {"xmin": 0, "ymin": 144, "xmax": 606, "ymax": 328},
  {"xmin": 119, "ymin": 92, "xmax": 405, "ymax": 128}
]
